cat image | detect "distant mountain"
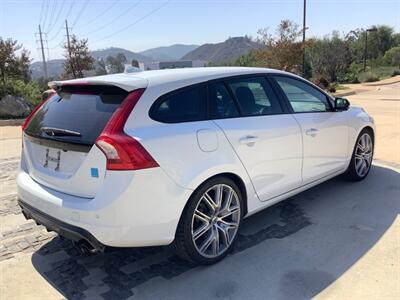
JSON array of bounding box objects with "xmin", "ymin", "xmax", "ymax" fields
[
  {"xmin": 30, "ymin": 47, "xmax": 153, "ymax": 79},
  {"xmin": 139, "ymin": 44, "xmax": 199, "ymax": 61},
  {"xmin": 91, "ymin": 47, "xmax": 152, "ymax": 63},
  {"xmin": 30, "ymin": 59, "xmax": 65, "ymax": 80},
  {"xmin": 182, "ymin": 37, "xmax": 263, "ymax": 64}
]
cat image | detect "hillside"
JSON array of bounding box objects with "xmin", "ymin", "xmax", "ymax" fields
[
  {"xmin": 139, "ymin": 44, "xmax": 199, "ymax": 61},
  {"xmin": 30, "ymin": 48, "xmax": 152, "ymax": 79},
  {"xmin": 182, "ymin": 37, "xmax": 262, "ymax": 64},
  {"xmin": 30, "ymin": 59, "xmax": 65, "ymax": 80},
  {"xmin": 91, "ymin": 47, "xmax": 152, "ymax": 63}
]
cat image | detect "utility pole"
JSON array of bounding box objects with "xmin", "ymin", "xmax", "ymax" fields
[
  {"xmin": 302, "ymin": 0, "xmax": 307, "ymax": 77},
  {"xmin": 65, "ymin": 19, "xmax": 76, "ymax": 78},
  {"xmin": 38, "ymin": 25, "xmax": 48, "ymax": 79}
]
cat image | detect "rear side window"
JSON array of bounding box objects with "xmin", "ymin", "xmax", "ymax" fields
[
  {"xmin": 209, "ymin": 82, "xmax": 240, "ymax": 119},
  {"xmin": 150, "ymin": 85, "xmax": 207, "ymax": 123},
  {"xmin": 227, "ymin": 77, "xmax": 283, "ymax": 116},
  {"xmin": 24, "ymin": 85, "xmax": 127, "ymax": 145}
]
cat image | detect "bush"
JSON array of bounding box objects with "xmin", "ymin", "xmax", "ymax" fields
[
  {"xmin": 313, "ymin": 76, "xmax": 329, "ymax": 89},
  {"xmin": 327, "ymin": 83, "xmax": 336, "ymax": 93},
  {"xmin": 337, "ymin": 72, "xmax": 360, "ymax": 84},
  {"xmin": 391, "ymin": 69, "xmax": 400, "ymax": 77},
  {"xmin": 359, "ymin": 72, "xmax": 380, "ymax": 83},
  {"xmin": 0, "ymin": 80, "xmax": 42, "ymax": 105}
]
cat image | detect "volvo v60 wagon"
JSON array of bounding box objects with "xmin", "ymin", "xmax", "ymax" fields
[{"xmin": 17, "ymin": 67, "xmax": 375, "ymax": 264}]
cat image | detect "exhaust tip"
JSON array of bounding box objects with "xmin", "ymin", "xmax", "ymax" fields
[{"xmin": 75, "ymin": 240, "xmax": 99, "ymax": 255}]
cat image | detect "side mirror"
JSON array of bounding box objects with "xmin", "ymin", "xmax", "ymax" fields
[{"xmin": 334, "ymin": 97, "xmax": 350, "ymax": 111}]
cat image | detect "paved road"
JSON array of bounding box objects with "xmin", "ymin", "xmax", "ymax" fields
[{"xmin": 0, "ymin": 82, "xmax": 399, "ymax": 299}]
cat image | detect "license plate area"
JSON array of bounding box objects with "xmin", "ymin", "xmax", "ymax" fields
[{"xmin": 44, "ymin": 148, "xmax": 61, "ymax": 171}]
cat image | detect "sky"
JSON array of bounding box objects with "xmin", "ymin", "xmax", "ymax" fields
[{"xmin": 1, "ymin": 0, "xmax": 399, "ymax": 62}]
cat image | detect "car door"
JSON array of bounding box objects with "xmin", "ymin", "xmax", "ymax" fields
[
  {"xmin": 271, "ymin": 75, "xmax": 349, "ymax": 184},
  {"xmin": 210, "ymin": 76, "xmax": 303, "ymax": 202}
]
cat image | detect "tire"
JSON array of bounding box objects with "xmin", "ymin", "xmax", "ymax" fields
[
  {"xmin": 344, "ymin": 128, "xmax": 374, "ymax": 181},
  {"xmin": 174, "ymin": 177, "xmax": 243, "ymax": 265}
]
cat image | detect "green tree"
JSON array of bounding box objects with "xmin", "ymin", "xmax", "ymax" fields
[
  {"xmin": 131, "ymin": 59, "xmax": 139, "ymax": 68},
  {"xmin": 63, "ymin": 35, "xmax": 95, "ymax": 79},
  {"xmin": 106, "ymin": 53, "xmax": 127, "ymax": 73},
  {"xmin": 258, "ymin": 20, "xmax": 305, "ymax": 72},
  {"xmin": 235, "ymin": 20, "xmax": 306, "ymax": 73},
  {"xmin": 309, "ymin": 32, "xmax": 352, "ymax": 82},
  {"xmin": 383, "ymin": 46, "xmax": 400, "ymax": 68},
  {"xmin": 95, "ymin": 58, "xmax": 107, "ymax": 75},
  {"xmin": 0, "ymin": 37, "xmax": 31, "ymax": 85},
  {"xmin": 350, "ymin": 25, "xmax": 397, "ymax": 62}
]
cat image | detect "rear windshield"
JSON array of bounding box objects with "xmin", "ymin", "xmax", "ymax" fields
[{"xmin": 25, "ymin": 85, "xmax": 128, "ymax": 145}]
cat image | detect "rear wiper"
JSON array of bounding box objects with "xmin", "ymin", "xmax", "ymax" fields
[{"xmin": 41, "ymin": 127, "xmax": 82, "ymax": 137}]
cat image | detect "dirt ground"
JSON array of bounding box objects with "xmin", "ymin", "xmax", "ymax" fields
[{"xmin": 0, "ymin": 81, "xmax": 399, "ymax": 299}]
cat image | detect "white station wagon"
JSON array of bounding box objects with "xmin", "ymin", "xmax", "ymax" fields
[{"xmin": 18, "ymin": 67, "xmax": 375, "ymax": 264}]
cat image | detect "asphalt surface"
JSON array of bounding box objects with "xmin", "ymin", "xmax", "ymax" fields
[{"xmin": 0, "ymin": 161, "xmax": 398, "ymax": 299}]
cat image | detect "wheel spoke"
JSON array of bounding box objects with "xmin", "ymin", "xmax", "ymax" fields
[
  {"xmin": 199, "ymin": 229, "xmax": 214, "ymax": 253},
  {"xmin": 193, "ymin": 223, "xmax": 212, "ymax": 240},
  {"xmin": 202, "ymin": 193, "xmax": 217, "ymax": 213},
  {"xmin": 194, "ymin": 209, "xmax": 211, "ymax": 224},
  {"xmin": 214, "ymin": 185, "xmax": 223, "ymax": 212},
  {"xmin": 217, "ymin": 224, "xmax": 231, "ymax": 247},
  {"xmin": 212, "ymin": 227, "xmax": 219, "ymax": 256},
  {"xmin": 219, "ymin": 206, "xmax": 240, "ymax": 219}
]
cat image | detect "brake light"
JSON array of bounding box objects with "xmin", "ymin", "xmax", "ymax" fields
[
  {"xmin": 21, "ymin": 98, "xmax": 49, "ymax": 131},
  {"xmin": 95, "ymin": 89, "xmax": 159, "ymax": 171}
]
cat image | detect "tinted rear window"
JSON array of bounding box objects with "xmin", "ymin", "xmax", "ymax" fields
[
  {"xmin": 25, "ymin": 85, "xmax": 127, "ymax": 145},
  {"xmin": 150, "ymin": 85, "xmax": 207, "ymax": 123}
]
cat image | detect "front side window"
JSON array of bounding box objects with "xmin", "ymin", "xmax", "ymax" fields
[
  {"xmin": 150, "ymin": 85, "xmax": 207, "ymax": 123},
  {"xmin": 209, "ymin": 82, "xmax": 240, "ymax": 119},
  {"xmin": 273, "ymin": 76, "xmax": 331, "ymax": 113},
  {"xmin": 227, "ymin": 77, "xmax": 283, "ymax": 116}
]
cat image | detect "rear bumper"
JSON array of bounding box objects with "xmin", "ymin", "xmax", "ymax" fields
[
  {"xmin": 17, "ymin": 164, "xmax": 193, "ymax": 248},
  {"xmin": 19, "ymin": 199, "xmax": 105, "ymax": 252}
]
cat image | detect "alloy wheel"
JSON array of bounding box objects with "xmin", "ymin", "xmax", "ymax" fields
[
  {"xmin": 355, "ymin": 133, "xmax": 373, "ymax": 177},
  {"xmin": 191, "ymin": 184, "xmax": 241, "ymax": 258}
]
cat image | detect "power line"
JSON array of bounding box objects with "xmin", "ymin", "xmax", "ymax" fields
[
  {"xmin": 46, "ymin": 0, "xmax": 58, "ymax": 33},
  {"xmin": 48, "ymin": 0, "xmax": 76, "ymax": 42},
  {"xmin": 41, "ymin": 0, "xmax": 50, "ymax": 28},
  {"xmin": 92, "ymin": 0, "xmax": 171, "ymax": 43},
  {"xmin": 81, "ymin": 0, "xmax": 143, "ymax": 36},
  {"xmin": 47, "ymin": 0, "xmax": 67, "ymax": 34},
  {"xmin": 71, "ymin": 0, "xmax": 91, "ymax": 28},
  {"xmin": 38, "ymin": 0, "xmax": 45, "ymax": 25},
  {"xmin": 83, "ymin": 0, "xmax": 120, "ymax": 28}
]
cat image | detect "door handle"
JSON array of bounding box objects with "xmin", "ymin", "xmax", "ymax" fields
[
  {"xmin": 239, "ymin": 135, "xmax": 260, "ymax": 145},
  {"xmin": 305, "ymin": 128, "xmax": 319, "ymax": 137}
]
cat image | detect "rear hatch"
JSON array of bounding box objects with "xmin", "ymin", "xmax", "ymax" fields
[{"xmin": 23, "ymin": 85, "xmax": 128, "ymax": 198}]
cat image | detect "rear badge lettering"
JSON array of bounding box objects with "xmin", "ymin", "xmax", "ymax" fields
[
  {"xmin": 91, "ymin": 168, "xmax": 99, "ymax": 178},
  {"xmin": 44, "ymin": 149, "xmax": 61, "ymax": 171}
]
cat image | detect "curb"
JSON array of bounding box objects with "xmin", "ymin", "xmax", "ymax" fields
[
  {"xmin": 333, "ymin": 90, "xmax": 356, "ymax": 97},
  {"xmin": 362, "ymin": 76, "xmax": 400, "ymax": 86}
]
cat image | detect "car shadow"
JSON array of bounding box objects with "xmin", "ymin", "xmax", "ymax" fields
[{"xmin": 31, "ymin": 164, "xmax": 400, "ymax": 299}]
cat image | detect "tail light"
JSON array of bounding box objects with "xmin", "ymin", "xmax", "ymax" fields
[
  {"xmin": 95, "ymin": 88, "xmax": 159, "ymax": 171},
  {"xmin": 21, "ymin": 98, "xmax": 50, "ymax": 131}
]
